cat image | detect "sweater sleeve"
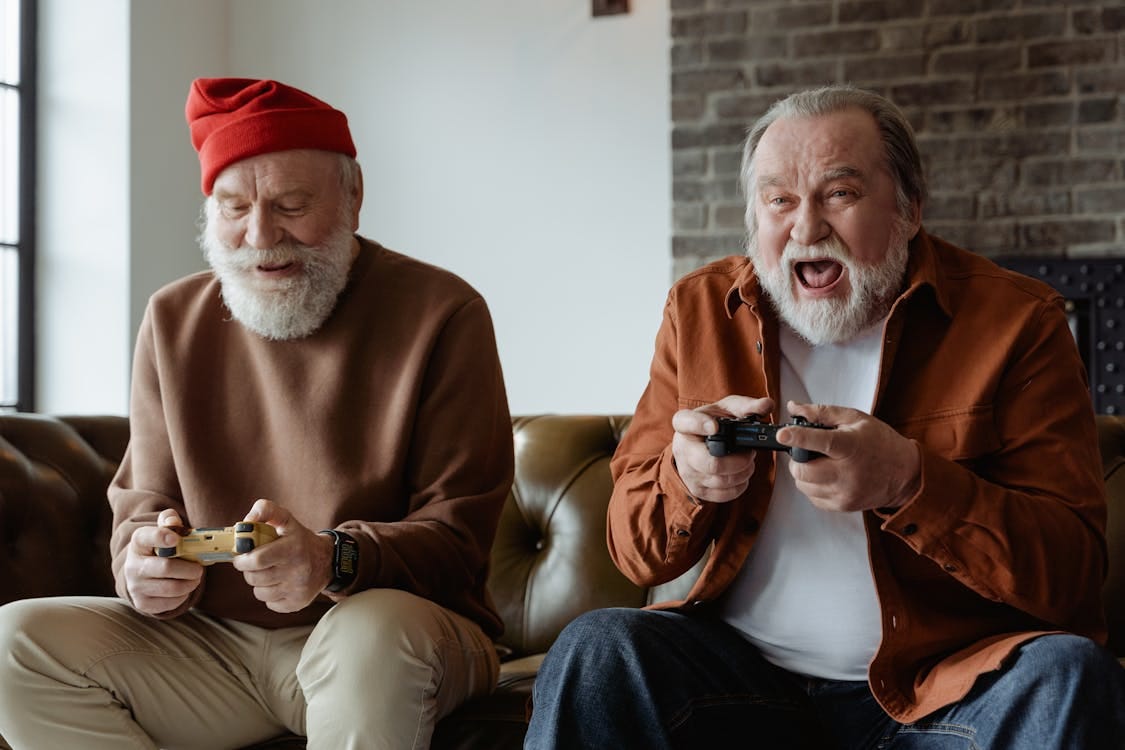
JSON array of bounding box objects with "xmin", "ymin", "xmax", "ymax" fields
[
  {"xmin": 108, "ymin": 305, "xmax": 203, "ymax": 618},
  {"xmin": 334, "ymin": 295, "xmax": 513, "ymax": 627}
]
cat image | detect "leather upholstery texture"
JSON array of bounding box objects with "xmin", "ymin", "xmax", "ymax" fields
[{"xmin": 1, "ymin": 412, "xmax": 1122, "ymax": 749}]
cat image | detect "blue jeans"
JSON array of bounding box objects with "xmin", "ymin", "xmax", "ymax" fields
[{"xmin": 524, "ymin": 607, "xmax": 1125, "ymax": 749}]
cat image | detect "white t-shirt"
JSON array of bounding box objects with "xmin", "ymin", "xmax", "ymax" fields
[{"xmin": 716, "ymin": 322, "xmax": 884, "ymax": 680}]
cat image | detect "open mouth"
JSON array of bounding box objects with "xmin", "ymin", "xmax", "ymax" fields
[{"xmin": 794, "ymin": 259, "xmax": 844, "ymax": 291}]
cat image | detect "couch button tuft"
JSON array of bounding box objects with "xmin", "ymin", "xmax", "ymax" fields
[
  {"xmin": 676, "ymin": 529, "xmax": 690, "ymax": 537},
  {"xmin": 901, "ymin": 523, "xmax": 918, "ymax": 535}
]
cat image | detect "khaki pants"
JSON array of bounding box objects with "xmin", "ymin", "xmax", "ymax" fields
[{"xmin": 0, "ymin": 589, "xmax": 498, "ymax": 749}]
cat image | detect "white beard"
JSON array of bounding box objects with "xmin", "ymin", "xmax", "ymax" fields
[
  {"xmin": 199, "ymin": 210, "xmax": 356, "ymax": 341},
  {"xmin": 751, "ymin": 223, "xmax": 911, "ymax": 347}
]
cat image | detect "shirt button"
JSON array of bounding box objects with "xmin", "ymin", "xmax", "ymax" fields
[{"xmin": 902, "ymin": 523, "xmax": 918, "ymax": 535}]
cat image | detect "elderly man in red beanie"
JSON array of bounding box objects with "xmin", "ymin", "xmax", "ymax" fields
[{"xmin": 0, "ymin": 78, "xmax": 513, "ymax": 750}]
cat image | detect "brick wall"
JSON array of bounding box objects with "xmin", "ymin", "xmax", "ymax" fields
[{"xmin": 670, "ymin": 0, "xmax": 1125, "ymax": 280}]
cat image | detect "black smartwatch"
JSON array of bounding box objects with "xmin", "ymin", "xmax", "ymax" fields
[{"xmin": 320, "ymin": 529, "xmax": 359, "ymax": 592}]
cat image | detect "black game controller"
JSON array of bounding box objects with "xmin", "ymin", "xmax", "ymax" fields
[{"xmin": 705, "ymin": 415, "xmax": 831, "ymax": 463}]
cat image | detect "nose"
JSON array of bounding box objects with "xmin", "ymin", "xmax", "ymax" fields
[
  {"xmin": 244, "ymin": 208, "xmax": 282, "ymax": 250},
  {"xmin": 790, "ymin": 200, "xmax": 830, "ymax": 247}
]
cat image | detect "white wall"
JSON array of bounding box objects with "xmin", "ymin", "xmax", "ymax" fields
[
  {"xmin": 37, "ymin": 0, "xmax": 671, "ymax": 416},
  {"xmin": 37, "ymin": 0, "xmax": 131, "ymax": 413},
  {"xmin": 129, "ymin": 0, "xmax": 229, "ymax": 353},
  {"xmin": 37, "ymin": 0, "xmax": 227, "ymax": 414}
]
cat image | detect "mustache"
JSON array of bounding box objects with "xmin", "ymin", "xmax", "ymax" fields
[
  {"xmin": 205, "ymin": 241, "xmax": 319, "ymax": 271},
  {"xmin": 780, "ymin": 235, "xmax": 851, "ymax": 265}
]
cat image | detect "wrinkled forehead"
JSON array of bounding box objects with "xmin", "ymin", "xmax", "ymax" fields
[
  {"xmin": 753, "ymin": 109, "xmax": 887, "ymax": 188},
  {"xmin": 211, "ymin": 149, "xmax": 342, "ymax": 199}
]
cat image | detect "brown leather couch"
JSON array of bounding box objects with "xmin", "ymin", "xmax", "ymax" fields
[{"xmin": 0, "ymin": 412, "xmax": 1122, "ymax": 748}]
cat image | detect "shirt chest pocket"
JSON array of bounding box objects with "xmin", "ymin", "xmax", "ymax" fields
[{"xmin": 894, "ymin": 404, "xmax": 1001, "ymax": 462}]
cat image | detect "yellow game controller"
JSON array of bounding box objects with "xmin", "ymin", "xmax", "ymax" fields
[{"xmin": 155, "ymin": 522, "xmax": 278, "ymax": 565}]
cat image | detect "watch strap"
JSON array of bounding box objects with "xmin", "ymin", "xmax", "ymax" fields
[{"xmin": 320, "ymin": 529, "xmax": 359, "ymax": 593}]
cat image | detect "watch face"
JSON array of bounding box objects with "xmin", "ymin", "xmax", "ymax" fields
[
  {"xmin": 322, "ymin": 530, "xmax": 359, "ymax": 592},
  {"xmin": 338, "ymin": 540, "xmax": 358, "ymax": 576}
]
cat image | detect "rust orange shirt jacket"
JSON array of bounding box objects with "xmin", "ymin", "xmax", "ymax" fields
[{"xmin": 608, "ymin": 229, "xmax": 1108, "ymax": 723}]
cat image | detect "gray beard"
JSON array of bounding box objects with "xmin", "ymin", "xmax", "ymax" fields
[
  {"xmin": 199, "ymin": 216, "xmax": 355, "ymax": 341},
  {"xmin": 749, "ymin": 226, "xmax": 910, "ymax": 347}
]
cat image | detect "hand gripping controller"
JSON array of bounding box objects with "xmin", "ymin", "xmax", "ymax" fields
[
  {"xmin": 705, "ymin": 415, "xmax": 831, "ymax": 463},
  {"xmin": 155, "ymin": 522, "xmax": 278, "ymax": 565}
]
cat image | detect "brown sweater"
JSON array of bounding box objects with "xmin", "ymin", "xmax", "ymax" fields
[{"xmin": 109, "ymin": 238, "xmax": 514, "ymax": 636}]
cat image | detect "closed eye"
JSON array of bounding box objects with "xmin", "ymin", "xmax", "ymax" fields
[{"xmin": 220, "ymin": 203, "xmax": 250, "ymax": 218}]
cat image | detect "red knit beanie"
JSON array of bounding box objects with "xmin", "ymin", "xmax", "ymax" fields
[{"xmin": 186, "ymin": 77, "xmax": 357, "ymax": 195}]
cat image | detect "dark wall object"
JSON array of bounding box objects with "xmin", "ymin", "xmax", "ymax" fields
[
  {"xmin": 592, "ymin": 0, "xmax": 628, "ymax": 16},
  {"xmin": 996, "ymin": 257, "xmax": 1125, "ymax": 416}
]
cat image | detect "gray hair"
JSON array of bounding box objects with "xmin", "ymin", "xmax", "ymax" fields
[
  {"xmin": 741, "ymin": 85, "xmax": 925, "ymax": 237},
  {"xmin": 336, "ymin": 153, "xmax": 362, "ymax": 205}
]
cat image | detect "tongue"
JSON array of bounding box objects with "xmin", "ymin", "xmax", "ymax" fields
[{"xmin": 797, "ymin": 260, "xmax": 843, "ymax": 289}]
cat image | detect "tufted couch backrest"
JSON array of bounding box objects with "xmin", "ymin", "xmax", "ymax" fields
[
  {"xmin": 1, "ymin": 412, "xmax": 1124, "ymax": 663},
  {"xmin": 0, "ymin": 414, "xmax": 124, "ymax": 602},
  {"xmin": 489, "ymin": 415, "xmax": 640, "ymax": 657},
  {"xmin": 488, "ymin": 414, "xmax": 702, "ymax": 659}
]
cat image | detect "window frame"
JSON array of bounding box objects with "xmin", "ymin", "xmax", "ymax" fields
[
  {"xmin": 17, "ymin": 0, "xmax": 36, "ymax": 411},
  {"xmin": 2, "ymin": 0, "xmax": 36, "ymax": 411}
]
